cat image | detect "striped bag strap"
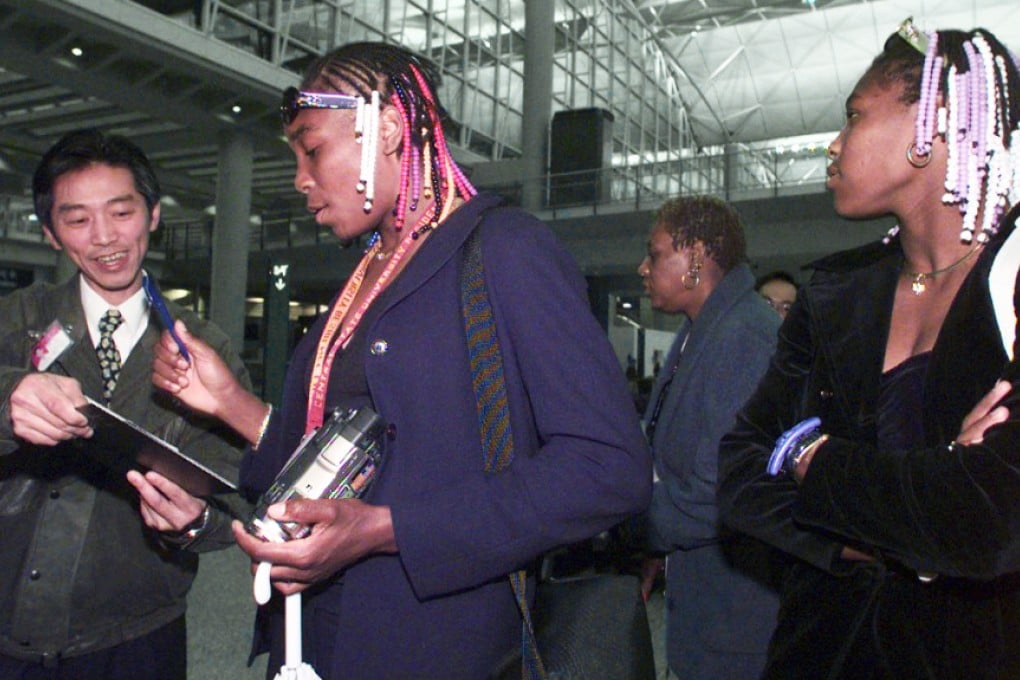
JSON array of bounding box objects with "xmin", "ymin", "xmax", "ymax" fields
[{"xmin": 460, "ymin": 217, "xmax": 547, "ymax": 680}]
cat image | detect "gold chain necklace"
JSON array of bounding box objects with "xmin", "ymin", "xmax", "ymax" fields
[{"xmin": 902, "ymin": 244, "xmax": 983, "ymax": 295}]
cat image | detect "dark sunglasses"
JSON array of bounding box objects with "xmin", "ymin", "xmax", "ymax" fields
[{"xmin": 280, "ymin": 87, "xmax": 360, "ymax": 125}]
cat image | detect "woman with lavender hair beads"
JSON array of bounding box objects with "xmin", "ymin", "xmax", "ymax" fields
[{"xmin": 718, "ymin": 19, "xmax": 1020, "ymax": 678}]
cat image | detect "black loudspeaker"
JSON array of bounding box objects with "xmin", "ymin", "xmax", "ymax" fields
[{"xmin": 549, "ymin": 108, "xmax": 614, "ymax": 207}]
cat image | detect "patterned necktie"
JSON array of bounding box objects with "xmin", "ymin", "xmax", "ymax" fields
[{"xmin": 97, "ymin": 309, "xmax": 123, "ymax": 403}]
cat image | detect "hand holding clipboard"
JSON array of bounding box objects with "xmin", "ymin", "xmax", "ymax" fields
[{"xmin": 78, "ymin": 397, "xmax": 236, "ymax": 496}]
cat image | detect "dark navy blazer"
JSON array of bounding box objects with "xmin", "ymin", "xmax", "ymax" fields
[
  {"xmin": 243, "ymin": 193, "xmax": 652, "ymax": 679},
  {"xmin": 644, "ymin": 263, "xmax": 782, "ymax": 679}
]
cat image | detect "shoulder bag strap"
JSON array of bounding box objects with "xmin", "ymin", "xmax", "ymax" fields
[{"xmin": 459, "ymin": 214, "xmax": 548, "ymax": 680}]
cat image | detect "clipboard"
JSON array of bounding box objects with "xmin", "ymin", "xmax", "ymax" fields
[{"xmin": 78, "ymin": 397, "xmax": 238, "ymax": 496}]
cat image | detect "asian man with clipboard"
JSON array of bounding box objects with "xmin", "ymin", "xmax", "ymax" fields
[{"xmin": 0, "ymin": 129, "xmax": 251, "ymax": 679}]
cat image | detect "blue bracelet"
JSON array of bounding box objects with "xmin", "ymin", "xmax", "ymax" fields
[{"xmin": 767, "ymin": 417, "xmax": 821, "ymax": 477}]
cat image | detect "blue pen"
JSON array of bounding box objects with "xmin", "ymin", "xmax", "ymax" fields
[{"xmin": 142, "ymin": 270, "xmax": 191, "ymax": 363}]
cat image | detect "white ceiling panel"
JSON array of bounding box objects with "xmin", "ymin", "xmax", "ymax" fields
[{"xmin": 652, "ymin": 0, "xmax": 1020, "ymax": 146}]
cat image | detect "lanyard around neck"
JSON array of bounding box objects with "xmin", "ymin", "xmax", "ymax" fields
[{"xmin": 304, "ymin": 211, "xmax": 434, "ymax": 433}]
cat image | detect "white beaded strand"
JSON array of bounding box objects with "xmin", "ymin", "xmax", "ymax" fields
[
  {"xmin": 363, "ymin": 90, "xmax": 381, "ymax": 212},
  {"xmin": 354, "ymin": 95, "xmax": 366, "ymax": 142},
  {"xmin": 357, "ymin": 96, "xmax": 371, "ymax": 196},
  {"xmin": 356, "ymin": 92, "xmax": 381, "ymax": 212},
  {"xmin": 942, "ymin": 66, "xmax": 960, "ymax": 205}
]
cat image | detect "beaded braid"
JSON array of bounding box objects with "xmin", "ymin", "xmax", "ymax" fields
[
  {"xmin": 390, "ymin": 84, "xmax": 414, "ymax": 229},
  {"xmin": 897, "ymin": 22, "xmax": 1020, "ymax": 243},
  {"xmin": 300, "ymin": 42, "xmax": 477, "ymax": 235},
  {"xmin": 390, "ymin": 77, "xmax": 424, "ymax": 214},
  {"xmin": 914, "ymin": 31, "xmax": 941, "ymax": 157}
]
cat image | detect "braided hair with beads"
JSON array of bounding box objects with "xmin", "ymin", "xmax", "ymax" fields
[
  {"xmin": 869, "ymin": 20, "xmax": 1020, "ymax": 244},
  {"xmin": 300, "ymin": 42, "xmax": 477, "ymax": 235}
]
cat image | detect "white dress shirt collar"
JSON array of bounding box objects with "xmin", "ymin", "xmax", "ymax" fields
[{"xmin": 80, "ymin": 274, "xmax": 150, "ymax": 362}]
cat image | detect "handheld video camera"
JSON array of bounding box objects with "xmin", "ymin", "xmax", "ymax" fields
[{"xmin": 247, "ymin": 406, "xmax": 385, "ymax": 543}]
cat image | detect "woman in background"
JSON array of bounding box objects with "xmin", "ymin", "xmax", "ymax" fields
[{"xmin": 637, "ymin": 196, "xmax": 782, "ymax": 679}]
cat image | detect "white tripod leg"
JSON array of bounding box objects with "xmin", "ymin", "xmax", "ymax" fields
[
  {"xmin": 253, "ymin": 561, "xmax": 322, "ymax": 680},
  {"xmin": 285, "ymin": 592, "xmax": 302, "ymax": 669}
]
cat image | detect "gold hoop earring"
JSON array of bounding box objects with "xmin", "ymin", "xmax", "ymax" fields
[
  {"xmin": 681, "ymin": 263, "xmax": 701, "ymax": 290},
  {"xmin": 906, "ymin": 143, "xmax": 932, "ymax": 168}
]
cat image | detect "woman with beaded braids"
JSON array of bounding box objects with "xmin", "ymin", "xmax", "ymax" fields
[
  {"xmin": 146, "ymin": 43, "xmax": 651, "ymax": 678},
  {"xmin": 717, "ymin": 19, "xmax": 1020, "ymax": 679}
]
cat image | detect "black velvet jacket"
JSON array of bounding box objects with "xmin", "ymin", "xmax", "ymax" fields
[{"xmin": 719, "ymin": 208, "xmax": 1020, "ymax": 679}]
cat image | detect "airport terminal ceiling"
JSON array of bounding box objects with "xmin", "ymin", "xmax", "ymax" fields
[{"xmin": 0, "ymin": 0, "xmax": 1017, "ymax": 238}]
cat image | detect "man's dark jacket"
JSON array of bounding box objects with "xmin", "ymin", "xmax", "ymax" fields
[{"xmin": 0, "ymin": 276, "xmax": 250, "ymax": 662}]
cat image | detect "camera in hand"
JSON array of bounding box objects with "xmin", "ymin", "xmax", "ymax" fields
[{"xmin": 247, "ymin": 406, "xmax": 385, "ymax": 543}]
